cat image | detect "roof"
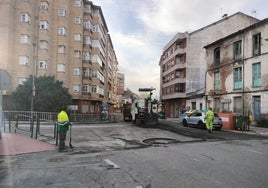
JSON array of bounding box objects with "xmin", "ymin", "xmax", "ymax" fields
[
  {"xmin": 204, "ymin": 18, "xmax": 268, "ymax": 49},
  {"xmin": 190, "ymin": 12, "xmax": 259, "ymax": 35}
]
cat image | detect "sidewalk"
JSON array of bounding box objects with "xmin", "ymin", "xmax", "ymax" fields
[{"xmin": 0, "ymin": 133, "xmax": 55, "ymax": 156}]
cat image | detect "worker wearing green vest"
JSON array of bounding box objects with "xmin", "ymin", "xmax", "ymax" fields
[
  {"xmin": 57, "ymin": 107, "xmax": 71, "ymax": 151},
  {"xmin": 205, "ymin": 107, "xmax": 214, "ymax": 133}
]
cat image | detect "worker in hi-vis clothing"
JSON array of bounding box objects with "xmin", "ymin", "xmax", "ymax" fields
[
  {"xmin": 57, "ymin": 107, "xmax": 71, "ymax": 151},
  {"xmin": 205, "ymin": 107, "xmax": 214, "ymax": 133}
]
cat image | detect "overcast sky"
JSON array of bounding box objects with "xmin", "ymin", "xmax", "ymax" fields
[{"xmin": 92, "ymin": 0, "xmax": 267, "ymax": 99}]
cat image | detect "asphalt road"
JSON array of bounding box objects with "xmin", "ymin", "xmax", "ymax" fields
[{"xmin": 1, "ymin": 119, "xmax": 268, "ymax": 188}]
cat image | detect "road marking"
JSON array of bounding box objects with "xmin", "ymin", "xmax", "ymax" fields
[
  {"xmin": 244, "ymin": 149, "xmax": 264, "ymax": 155},
  {"xmin": 103, "ymin": 159, "xmax": 120, "ymax": 169}
]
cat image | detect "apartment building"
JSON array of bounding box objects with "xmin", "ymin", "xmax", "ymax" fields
[
  {"xmin": 117, "ymin": 73, "xmax": 125, "ymax": 95},
  {"xmin": 0, "ymin": 0, "xmax": 118, "ymax": 113},
  {"xmin": 204, "ymin": 18, "xmax": 268, "ymax": 122},
  {"xmin": 159, "ymin": 12, "xmax": 259, "ymax": 118}
]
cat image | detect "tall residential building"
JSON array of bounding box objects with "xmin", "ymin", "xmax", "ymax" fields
[
  {"xmin": 159, "ymin": 12, "xmax": 259, "ymax": 118},
  {"xmin": 0, "ymin": 0, "xmax": 118, "ymax": 113}
]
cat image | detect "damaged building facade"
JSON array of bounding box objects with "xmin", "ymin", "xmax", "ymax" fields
[
  {"xmin": 204, "ymin": 18, "xmax": 268, "ymax": 122},
  {"xmin": 159, "ymin": 12, "xmax": 259, "ymax": 118}
]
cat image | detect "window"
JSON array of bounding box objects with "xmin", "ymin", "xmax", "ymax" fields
[
  {"xmin": 175, "ymin": 83, "xmax": 184, "ymax": 92},
  {"xmin": 82, "ymin": 85, "xmax": 91, "ymax": 93},
  {"xmin": 83, "ymin": 51, "xmax": 90, "ymax": 60},
  {"xmin": 83, "ymin": 36, "xmax": 91, "ymax": 48},
  {"xmin": 74, "ymin": 0, "xmax": 82, "ymax": 7},
  {"xmin": 252, "ymin": 62, "xmax": 261, "ymax": 87},
  {"xmin": 39, "ymin": 40, "xmax": 48, "ymax": 49},
  {"xmin": 74, "ymin": 33, "xmax": 81, "ymax": 41},
  {"xmin": 253, "ymin": 33, "xmax": 261, "ymax": 56},
  {"xmin": 40, "ymin": 1, "xmax": 49, "ymax": 10},
  {"xmin": 84, "ymin": 21, "xmax": 91, "ymax": 30},
  {"xmin": 39, "ymin": 60, "xmax": 47, "ymax": 69},
  {"xmin": 92, "ymin": 25, "xmax": 99, "ymax": 32},
  {"xmin": 83, "ymin": 67, "xmax": 92, "ymax": 78},
  {"xmin": 40, "ymin": 21, "xmax": 49, "ymax": 29},
  {"xmin": 19, "ymin": 56, "xmax": 29, "ymax": 65},
  {"xmin": 57, "ymin": 64, "xmax": 65, "ymax": 72},
  {"xmin": 214, "ymin": 71, "xmax": 221, "ymax": 91},
  {"xmin": 20, "ymin": 34, "xmax": 30, "ymax": 44},
  {"xmin": 20, "ymin": 13, "xmax": 30, "ymax": 23},
  {"xmin": 84, "ymin": 5, "xmax": 91, "ymax": 14},
  {"xmin": 58, "ymin": 45, "xmax": 66, "ymax": 53},
  {"xmin": 74, "ymin": 50, "xmax": 81, "ymax": 58},
  {"xmin": 58, "ymin": 8, "xmax": 66, "ymax": 16},
  {"xmin": 73, "ymin": 85, "xmax": 80, "ymax": 92},
  {"xmin": 214, "ymin": 47, "xmax": 220, "ymax": 64},
  {"xmin": 73, "ymin": 68, "xmax": 80, "ymax": 75},
  {"xmin": 91, "ymin": 85, "xmax": 97, "ymax": 93},
  {"xmin": 233, "ymin": 40, "xmax": 242, "ymax": 60},
  {"xmin": 74, "ymin": 16, "xmax": 81, "ymax": 24},
  {"xmin": 233, "ymin": 67, "xmax": 242, "ymax": 89},
  {"xmin": 58, "ymin": 27, "xmax": 66, "ymax": 35}
]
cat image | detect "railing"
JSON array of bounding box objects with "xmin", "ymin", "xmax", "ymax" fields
[
  {"xmin": 2, "ymin": 111, "xmax": 118, "ymax": 123},
  {"xmin": 1, "ymin": 111, "xmax": 119, "ymax": 143}
]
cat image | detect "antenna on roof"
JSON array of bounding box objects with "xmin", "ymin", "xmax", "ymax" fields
[{"xmin": 251, "ymin": 9, "xmax": 257, "ymax": 18}]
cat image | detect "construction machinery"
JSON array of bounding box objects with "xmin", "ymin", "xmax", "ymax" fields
[{"xmin": 131, "ymin": 88, "xmax": 158, "ymax": 126}]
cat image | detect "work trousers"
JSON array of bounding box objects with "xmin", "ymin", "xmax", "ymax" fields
[
  {"xmin": 206, "ymin": 118, "xmax": 213, "ymax": 131},
  {"xmin": 59, "ymin": 132, "xmax": 67, "ymax": 150}
]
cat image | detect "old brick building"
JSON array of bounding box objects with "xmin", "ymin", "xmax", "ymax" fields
[{"xmin": 205, "ymin": 18, "xmax": 268, "ymax": 122}]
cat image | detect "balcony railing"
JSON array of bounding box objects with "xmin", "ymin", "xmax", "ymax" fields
[{"xmin": 162, "ymin": 92, "xmax": 186, "ymax": 100}]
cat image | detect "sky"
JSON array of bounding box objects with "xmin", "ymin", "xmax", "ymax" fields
[{"xmin": 92, "ymin": 0, "xmax": 268, "ymax": 99}]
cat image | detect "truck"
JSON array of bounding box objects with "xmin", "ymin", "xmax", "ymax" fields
[
  {"xmin": 131, "ymin": 88, "xmax": 158, "ymax": 126},
  {"xmin": 123, "ymin": 103, "xmax": 132, "ymax": 121}
]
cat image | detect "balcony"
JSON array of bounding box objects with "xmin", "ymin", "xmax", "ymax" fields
[
  {"xmin": 162, "ymin": 92, "xmax": 186, "ymax": 100},
  {"xmin": 162, "ymin": 62, "xmax": 185, "ymax": 76},
  {"xmin": 162, "ymin": 48, "xmax": 186, "ymax": 64},
  {"xmin": 162, "ymin": 77, "xmax": 186, "ymax": 88}
]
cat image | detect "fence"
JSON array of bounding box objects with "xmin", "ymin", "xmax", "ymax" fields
[
  {"xmin": 2, "ymin": 111, "xmax": 118, "ymax": 123},
  {"xmin": 1, "ymin": 111, "xmax": 119, "ymax": 142}
]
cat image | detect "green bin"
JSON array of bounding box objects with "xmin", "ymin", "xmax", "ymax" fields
[{"xmin": 234, "ymin": 115, "xmax": 249, "ymax": 131}]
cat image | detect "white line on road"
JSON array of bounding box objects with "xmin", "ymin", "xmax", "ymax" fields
[
  {"xmin": 244, "ymin": 149, "xmax": 264, "ymax": 155},
  {"xmin": 103, "ymin": 159, "xmax": 120, "ymax": 169}
]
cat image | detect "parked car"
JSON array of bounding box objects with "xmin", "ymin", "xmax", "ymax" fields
[{"xmin": 182, "ymin": 111, "xmax": 222, "ymax": 130}]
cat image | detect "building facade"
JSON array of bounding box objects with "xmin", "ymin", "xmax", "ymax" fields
[
  {"xmin": 159, "ymin": 12, "xmax": 259, "ymax": 117},
  {"xmin": 205, "ymin": 18, "xmax": 268, "ymax": 122},
  {"xmin": 117, "ymin": 73, "xmax": 125, "ymax": 95},
  {"xmin": 0, "ymin": 0, "xmax": 118, "ymax": 113}
]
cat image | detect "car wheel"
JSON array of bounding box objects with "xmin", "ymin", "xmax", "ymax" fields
[
  {"xmin": 182, "ymin": 119, "xmax": 188, "ymax": 127},
  {"xmin": 198, "ymin": 121, "xmax": 205, "ymax": 129},
  {"xmin": 215, "ymin": 127, "xmax": 222, "ymax": 131}
]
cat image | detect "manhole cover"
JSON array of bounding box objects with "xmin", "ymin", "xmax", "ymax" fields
[{"xmin": 143, "ymin": 138, "xmax": 180, "ymax": 145}]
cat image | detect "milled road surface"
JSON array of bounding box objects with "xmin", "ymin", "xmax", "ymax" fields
[{"xmin": 1, "ymin": 119, "xmax": 268, "ymax": 188}]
